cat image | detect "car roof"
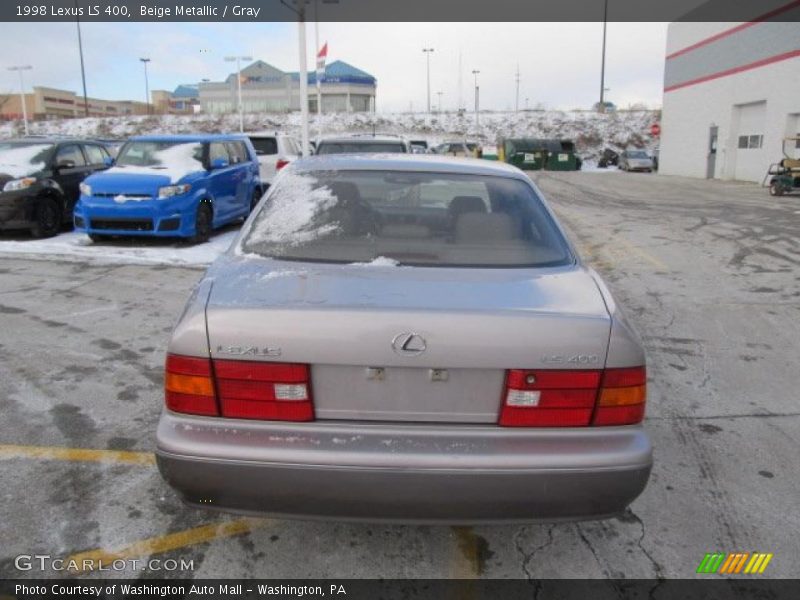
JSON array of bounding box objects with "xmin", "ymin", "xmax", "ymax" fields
[
  {"xmin": 318, "ymin": 136, "xmax": 406, "ymax": 144},
  {"xmin": 291, "ymin": 153, "xmax": 528, "ymax": 178},
  {"xmin": 129, "ymin": 134, "xmax": 249, "ymax": 142},
  {"xmin": 4, "ymin": 137, "xmax": 89, "ymax": 144},
  {"xmin": 244, "ymin": 131, "xmax": 292, "ymax": 138}
]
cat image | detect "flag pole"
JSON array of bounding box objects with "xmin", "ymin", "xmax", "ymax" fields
[{"xmin": 314, "ymin": 0, "xmax": 322, "ymax": 143}]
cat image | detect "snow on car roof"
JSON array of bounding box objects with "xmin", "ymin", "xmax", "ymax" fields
[{"xmin": 292, "ymin": 153, "xmax": 525, "ymax": 178}]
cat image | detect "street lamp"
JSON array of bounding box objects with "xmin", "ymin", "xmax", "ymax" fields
[
  {"xmin": 422, "ymin": 48, "xmax": 434, "ymax": 113},
  {"xmin": 224, "ymin": 55, "xmax": 253, "ymax": 133},
  {"xmin": 437, "ymin": 91, "xmax": 443, "ymax": 113},
  {"xmin": 471, "ymin": 69, "xmax": 480, "ymax": 127},
  {"xmin": 599, "ymin": 0, "xmax": 608, "ymax": 112},
  {"xmin": 139, "ymin": 58, "xmax": 151, "ymax": 115},
  {"xmin": 8, "ymin": 65, "xmax": 32, "ymax": 135}
]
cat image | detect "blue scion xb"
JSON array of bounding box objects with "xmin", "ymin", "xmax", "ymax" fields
[{"xmin": 74, "ymin": 134, "xmax": 261, "ymax": 243}]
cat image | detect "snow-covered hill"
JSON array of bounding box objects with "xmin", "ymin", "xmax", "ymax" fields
[{"xmin": 0, "ymin": 109, "xmax": 660, "ymax": 161}]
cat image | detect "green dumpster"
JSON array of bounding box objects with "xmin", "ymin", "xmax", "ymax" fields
[
  {"xmin": 545, "ymin": 140, "xmax": 580, "ymax": 171},
  {"xmin": 501, "ymin": 138, "xmax": 548, "ymax": 170}
]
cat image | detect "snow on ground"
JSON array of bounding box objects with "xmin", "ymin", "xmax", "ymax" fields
[
  {"xmin": 0, "ymin": 109, "xmax": 660, "ymax": 161},
  {"xmin": 0, "ymin": 228, "xmax": 237, "ymax": 267}
]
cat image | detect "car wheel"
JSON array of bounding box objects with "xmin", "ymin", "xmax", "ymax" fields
[
  {"xmin": 191, "ymin": 202, "xmax": 212, "ymax": 244},
  {"xmin": 769, "ymin": 182, "xmax": 784, "ymax": 197},
  {"xmin": 88, "ymin": 233, "xmax": 109, "ymax": 243},
  {"xmin": 30, "ymin": 196, "xmax": 62, "ymax": 238}
]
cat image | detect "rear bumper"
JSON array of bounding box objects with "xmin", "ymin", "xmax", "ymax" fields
[{"xmin": 156, "ymin": 412, "xmax": 652, "ymax": 524}]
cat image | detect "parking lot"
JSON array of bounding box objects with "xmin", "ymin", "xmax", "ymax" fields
[{"xmin": 0, "ymin": 170, "xmax": 798, "ymax": 579}]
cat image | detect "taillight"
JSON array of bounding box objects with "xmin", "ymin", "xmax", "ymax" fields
[
  {"xmin": 498, "ymin": 366, "xmax": 646, "ymax": 427},
  {"xmin": 275, "ymin": 158, "xmax": 289, "ymax": 170},
  {"xmin": 164, "ymin": 354, "xmax": 314, "ymax": 422},
  {"xmin": 165, "ymin": 354, "xmax": 218, "ymax": 416},
  {"xmin": 593, "ymin": 366, "xmax": 646, "ymax": 426}
]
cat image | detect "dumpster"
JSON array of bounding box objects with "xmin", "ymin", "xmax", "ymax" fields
[
  {"xmin": 500, "ymin": 138, "xmax": 548, "ymax": 170},
  {"xmin": 481, "ymin": 142, "xmax": 499, "ymax": 161},
  {"xmin": 545, "ymin": 140, "xmax": 580, "ymax": 171}
]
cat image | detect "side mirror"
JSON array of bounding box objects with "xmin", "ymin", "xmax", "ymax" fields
[
  {"xmin": 103, "ymin": 156, "xmax": 115, "ymax": 167},
  {"xmin": 210, "ymin": 157, "xmax": 229, "ymax": 170},
  {"xmin": 56, "ymin": 159, "xmax": 75, "ymax": 171}
]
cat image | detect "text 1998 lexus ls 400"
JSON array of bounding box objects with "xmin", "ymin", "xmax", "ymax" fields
[{"xmin": 156, "ymin": 154, "xmax": 652, "ymax": 523}]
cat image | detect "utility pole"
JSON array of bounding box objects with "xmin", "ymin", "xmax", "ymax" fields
[
  {"xmin": 224, "ymin": 55, "xmax": 253, "ymax": 132},
  {"xmin": 458, "ymin": 50, "xmax": 463, "ymax": 111},
  {"xmin": 75, "ymin": 0, "xmax": 89, "ymax": 117},
  {"xmin": 8, "ymin": 65, "xmax": 32, "ymax": 135},
  {"xmin": 139, "ymin": 58, "xmax": 151, "ymax": 115},
  {"xmin": 422, "ymin": 48, "xmax": 434, "ymax": 113},
  {"xmin": 297, "ymin": 7, "xmax": 310, "ymax": 156},
  {"xmin": 515, "ymin": 64, "xmax": 520, "ymax": 113},
  {"xmin": 599, "ymin": 0, "xmax": 608, "ymax": 112},
  {"xmin": 472, "ymin": 69, "xmax": 480, "ymax": 128},
  {"xmin": 314, "ymin": 0, "xmax": 322, "ymax": 142},
  {"xmin": 437, "ymin": 91, "xmax": 443, "ymax": 113}
]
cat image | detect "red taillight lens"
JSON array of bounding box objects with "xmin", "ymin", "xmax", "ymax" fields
[
  {"xmin": 276, "ymin": 158, "xmax": 289, "ymax": 170},
  {"xmin": 164, "ymin": 354, "xmax": 314, "ymax": 421},
  {"xmin": 593, "ymin": 366, "xmax": 647, "ymax": 426},
  {"xmin": 215, "ymin": 359, "xmax": 314, "ymax": 421},
  {"xmin": 498, "ymin": 366, "xmax": 646, "ymax": 428},
  {"xmin": 499, "ymin": 369, "xmax": 601, "ymax": 427},
  {"xmin": 165, "ymin": 354, "xmax": 218, "ymax": 416}
]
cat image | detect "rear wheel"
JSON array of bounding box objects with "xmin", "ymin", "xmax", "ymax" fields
[
  {"xmin": 769, "ymin": 182, "xmax": 784, "ymax": 196},
  {"xmin": 191, "ymin": 202, "xmax": 212, "ymax": 244},
  {"xmin": 30, "ymin": 196, "xmax": 62, "ymax": 238}
]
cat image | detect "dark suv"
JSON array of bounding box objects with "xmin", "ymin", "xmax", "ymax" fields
[{"xmin": 0, "ymin": 138, "xmax": 112, "ymax": 237}]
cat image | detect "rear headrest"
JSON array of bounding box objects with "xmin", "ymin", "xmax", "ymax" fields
[
  {"xmin": 326, "ymin": 181, "xmax": 362, "ymax": 205},
  {"xmin": 449, "ymin": 196, "xmax": 487, "ymax": 219},
  {"xmin": 455, "ymin": 212, "xmax": 518, "ymax": 243}
]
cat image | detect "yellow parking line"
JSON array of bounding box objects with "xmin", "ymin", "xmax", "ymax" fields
[
  {"xmin": 68, "ymin": 518, "xmax": 268, "ymax": 571},
  {"xmin": 0, "ymin": 443, "xmax": 155, "ymax": 466}
]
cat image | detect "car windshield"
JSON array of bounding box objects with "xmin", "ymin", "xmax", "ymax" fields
[
  {"xmin": 0, "ymin": 142, "xmax": 54, "ymax": 178},
  {"xmin": 316, "ymin": 142, "xmax": 406, "ymax": 154},
  {"xmin": 112, "ymin": 141, "xmax": 205, "ymax": 181},
  {"xmin": 627, "ymin": 150, "xmax": 649, "ymax": 159},
  {"xmin": 240, "ymin": 170, "xmax": 572, "ymax": 268}
]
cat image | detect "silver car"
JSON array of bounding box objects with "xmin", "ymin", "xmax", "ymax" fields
[
  {"xmin": 619, "ymin": 149, "xmax": 655, "ymax": 172},
  {"xmin": 156, "ymin": 155, "xmax": 651, "ymax": 523}
]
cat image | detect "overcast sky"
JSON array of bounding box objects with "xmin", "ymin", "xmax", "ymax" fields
[{"xmin": 0, "ymin": 22, "xmax": 668, "ymax": 111}]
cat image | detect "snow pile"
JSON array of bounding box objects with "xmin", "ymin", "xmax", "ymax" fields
[
  {"xmin": 351, "ymin": 256, "xmax": 400, "ymax": 267},
  {"xmin": 0, "ymin": 110, "xmax": 660, "ymax": 162},
  {"xmin": 0, "ymin": 142, "xmax": 52, "ymax": 177},
  {"xmin": 243, "ymin": 171, "xmax": 339, "ymax": 248}
]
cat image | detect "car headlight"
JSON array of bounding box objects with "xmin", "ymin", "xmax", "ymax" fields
[
  {"xmin": 3, "ymin": 177, "xmax": 36, "ymax": 192},
  {"xmin": 79, "ymin": 182, "xmax": 92, "ymax": 196},
  {"xmin": 157, "ymin": 184, "xmax": 192, "ymax": 199}
]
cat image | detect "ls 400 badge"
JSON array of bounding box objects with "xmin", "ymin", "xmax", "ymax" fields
[
  {"xmin": 541, "ymin": 354, "xmax": 599, "ymax": 365},
  {"xmin": 216, "ymin": 345, "xmax": 282, "ymax": 357}
]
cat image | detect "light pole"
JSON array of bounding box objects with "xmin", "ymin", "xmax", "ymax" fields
[
  {"xmin": 599, "ymin": 0, "xmax": 608, "ymax": 112},
  {"xmin": 8, "ymin": 66, "xmax": 32, "ymax": 135},
  {"xmin": 525, "ymin": 97, "xmax": 529, "ymax": 110},
  {"xmin": 75, "ymin": 0, "xmax": 89, "ymax": 117},
  {"xmin": 437, "ymin": 91, "xmax": 443, "ymax": 113},
  {"xmin": 139, "ymin": 58, "xmax": 151, "ymax": 115},
  {"xmin": 471, "ymin": 69, "xmax": 480, "ymax": 128},
  {"xmin": 422, "ymin": 48, "xmax": 434, "ymax": 113},
  {"xmin": 515, "ymin": 64, "xmax": 520, "ymax": 113},
  {"xmin": 224, "ymin": 55, "xmax": 253, "ymax": 133}
]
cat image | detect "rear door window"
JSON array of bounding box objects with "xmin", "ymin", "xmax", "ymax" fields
[
  {"xmin": 55, "ymin": 145, "xmax": 86, "ymax": 167},
  {"xmin": 225, "ymin": 141, "xmax": 247, "ymax": 164},
  {"xmin": 83, "ymin": 144, "xmax": 109, "ymax": 165},
  {"xmin": 209, "ymin": 142, "xmax": 230, "ymax": 165}
]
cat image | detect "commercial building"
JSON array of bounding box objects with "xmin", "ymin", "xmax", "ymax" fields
[
  {"xmin": 199, "ymin": 59, "xmax": 376, "ymax": 114},
  {"xmin": 659, "ymin": 19, "xmax": 800, "ymax": 182},
  {"xmin": 152, "ymin": 84, "xmax": 200, "ymax": 114},
  {"xmin": 0, "ymin": 86, "xmax": 149, "ymax": 121}
]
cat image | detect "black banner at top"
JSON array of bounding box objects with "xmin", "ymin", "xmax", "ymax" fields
[{"xmin": 2, "ymin": 0, "xmax": 800, "ymax": 22}]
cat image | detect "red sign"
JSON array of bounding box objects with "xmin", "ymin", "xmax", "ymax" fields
[{"xmin": 650, "ymin": 123, "xmax": 661, "ymax": 137}]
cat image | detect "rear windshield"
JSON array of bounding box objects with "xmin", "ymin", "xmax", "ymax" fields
[
  {"xmin": 627, "ymin": 150, "xmax": 649, "ymax": 159},
  {"xmin": 240, "ymin": 170, "xmax": 572, "ymax": 268},
  {"xmin": 316, "ymin": 142, "xmax": 406, "ymax": 155},
  {"xmin": 249, "ymin": 137, "xmax": 278, "ymax": 155}
]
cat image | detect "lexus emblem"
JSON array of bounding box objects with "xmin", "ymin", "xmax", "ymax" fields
[{"xmin": 391, "ymin": 332, "xmax": 427, "ymax": 356}]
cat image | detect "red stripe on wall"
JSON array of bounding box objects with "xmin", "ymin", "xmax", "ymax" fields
[
  {"xmin": 665, "ymin": 0, "xmax": 800, "ymax": 60},
  {"xmin": 664, "ymin": 49, "xmax": 800, "ymax": 92}
]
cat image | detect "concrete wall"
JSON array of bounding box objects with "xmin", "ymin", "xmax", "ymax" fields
[{"xmin": 660, "ymin": 22, "xmax": 800, "ymax": 182}]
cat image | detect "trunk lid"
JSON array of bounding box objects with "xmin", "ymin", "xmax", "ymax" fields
[{"xmin": 205, "ymin": 256, "xmax": 611, "ymax": 423}]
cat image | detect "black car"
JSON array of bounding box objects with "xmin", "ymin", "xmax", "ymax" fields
[{"xmin": 0, "ymin": 138, "xmax": 112, "ymax": 237}]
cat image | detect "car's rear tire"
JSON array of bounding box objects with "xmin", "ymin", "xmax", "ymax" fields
[
  {"xmin": 191, "ymin": 202, "xmax": 212, "ymax": 244},
  {"xmin": 769, "ymin": 182, "xmax": 784, "ymax": 196},
  {"xmin": 30, "ymin": 196, "xmax": 62, "ymax": 238}
]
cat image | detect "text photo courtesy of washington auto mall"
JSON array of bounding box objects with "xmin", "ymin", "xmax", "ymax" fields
[{"xmin": 0, "ymin": 1, "xmax": 799, "ymax": 599}]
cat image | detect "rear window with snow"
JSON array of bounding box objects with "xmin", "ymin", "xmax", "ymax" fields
[
  {"xmin": 240, "ymin": 170, "xmax": 572, "ymax": 268},
  {"xmin": 112, "ymin": 141, "xmax": 204, "ymax": 182},
  {"xmin": 316, "ymin": 142, "xmax": 406, "ymax": 155},
  {"xmin": 0, "ymin": 142, "xmax": 54, "ymax": 178}
]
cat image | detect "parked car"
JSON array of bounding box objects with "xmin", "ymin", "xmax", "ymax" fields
[
  {"xmin": 315, "ymin": 135, "xmax": 410, "ymax": 155},
  {"xmin": 409, "ymin": 139, "xmax": 429, "ymax": 150},
  {"xmin": 246, "ymin": 132, "xmax": 301, "ymax": 191},
  {"xmin": 0, "ymin": 137, "xmax": 112, "ymax": 237},
  {"xmin": 432, "ymin": 141, "xmax": 471, "ymax": 157},
  {"xmin": 74, "ymin": 134, "xmax": 261, "ymax": 243},
  {"xmin": 156, "ymin": 154, "xmax": 652, "ymax": 523},
  {"xmin": 619, "ymin": 150, "xmax": 655, "ymax": 172}
]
